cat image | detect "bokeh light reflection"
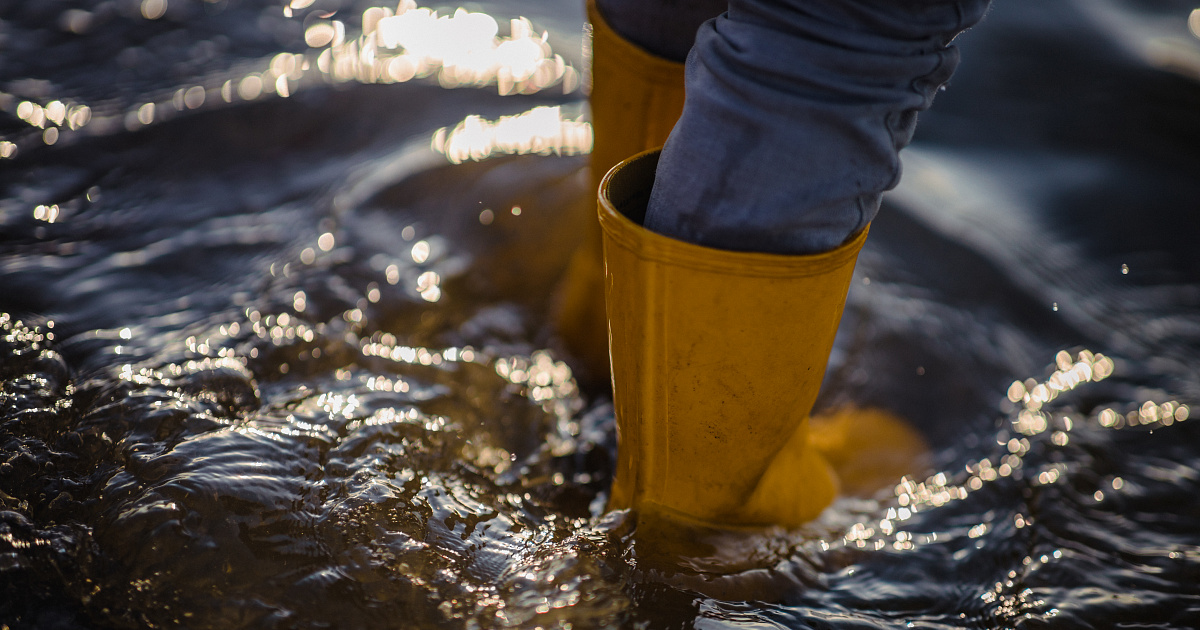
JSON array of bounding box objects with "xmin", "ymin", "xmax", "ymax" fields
[
  {"xmin": 0, "ymin": 3, "xmax": 579, "ymax": 157},
  {"xmin": 308, "ymin": 3, "xmax": 579, "ymax": 94},
  {"xmin": 432, "ymin": 106, "xmax": 592, "ymax": 164},
  {"xmin": 829, "ymin": 347, "xmax": 1191, "ymax": 569}
]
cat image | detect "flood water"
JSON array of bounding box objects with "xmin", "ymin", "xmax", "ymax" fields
[{"xmin": 3, "ymin": 0, "xmax": 1200, "ymax": 628}]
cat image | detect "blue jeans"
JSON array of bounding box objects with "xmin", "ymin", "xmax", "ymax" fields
[{"xmin": 597, "ymin": 0, "xmax": 991, "ymax": 255}]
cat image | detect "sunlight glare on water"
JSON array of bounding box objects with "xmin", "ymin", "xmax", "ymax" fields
[
  {"xmin": 432, "ymin": 106, "xmax": 593, "ymax": 164},
  {"xmin": 309, "ymin": 2, "xmax": 579, "ymax": 93},
  {"xmin": 0, "ymin": 1, "xmax": 580, "ymax": 158}
]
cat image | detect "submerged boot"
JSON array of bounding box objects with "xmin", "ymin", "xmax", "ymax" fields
[
  {"xmin": 600, "ymin": 150, "xmax": 871, "ymax": 527},
  {"xmin": 555, "ymin": 1, "xmax": 685, "ymax": 380}
]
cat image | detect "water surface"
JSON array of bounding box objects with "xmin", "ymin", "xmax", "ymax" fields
[{"xmin": 3, "ymin": 0, "xmax": 1200, "ymax": 628}]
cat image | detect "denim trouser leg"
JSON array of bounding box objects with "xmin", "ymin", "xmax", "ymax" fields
[
  {"xmin": 642, "ymin": 0, "xmax": 992, "ymax": 255},
  {"xmin": 594, "ymin": 0, "xmax": 727, "ymax": 62}
]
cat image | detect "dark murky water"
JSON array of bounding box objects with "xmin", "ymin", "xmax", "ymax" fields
[{"xmin": 3, "ymin": 0, "xmax": 1200, "ymax": 628}]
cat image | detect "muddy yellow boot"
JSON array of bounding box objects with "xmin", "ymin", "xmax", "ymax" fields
[
  {"xmin": 555, "ymin": 1, "xmax": 685, "ymax": 380},
  {"xmin": 599, "ymin": 150, "xmax": 876, "ymax": 527}
]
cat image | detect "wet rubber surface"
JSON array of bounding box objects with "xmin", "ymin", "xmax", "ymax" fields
[{"xmin": 3, "ymin": 0, "xmax": 1200, "ymax": 628}]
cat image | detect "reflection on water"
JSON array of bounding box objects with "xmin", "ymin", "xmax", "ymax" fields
[
  {"xmin": 0, "ymin": 0, "xmax": 580, "ymax": 160},
  {"xmin": 432, "ymin": 106, "xmax": 593, "ymax": 164},
  {"xmin": 1073, "ymin": 0, "xmax": 1200, "ymax": 80},
  {"xmin": 305, "ymin": 3, "xmax": 579, "ymax": 94},
  {"xmin": 3, "ymin": 0, "xmax": 1200, "ymax": 628}
]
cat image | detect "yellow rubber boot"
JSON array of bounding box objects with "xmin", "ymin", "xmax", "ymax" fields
[
  {"xmin": 600, "ymin": 150, "xmax": 870, "ymax": 527},
  {"xmin": 808, "ymin": 407, "xmax": 931, "ymax": 498},
  {"xmin": 585, "ymin": 1, "xmax": 685, "ymax": 186},
  {"xmin": 555, "ymin": 1, "xmax": 686, "ymax": 380}
]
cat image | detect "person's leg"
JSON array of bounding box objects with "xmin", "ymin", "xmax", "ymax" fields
[
  {"xmin": 599, "ymin": 0, "xmax": 992, "ymax": 527},
  {"xmin": 593, "ymin": 0, "xmax": 726, "ymax": 63},
  {"xmin": 645, "ymin": 0, "xmax": 991, "ymax": 254},
  {"xmin": 556, "ymin": 0, "xmax": 723, "ymax": 379},
  {"xmin": 587, "ymin": 0, "xmax": 725, "ymax": 179}
]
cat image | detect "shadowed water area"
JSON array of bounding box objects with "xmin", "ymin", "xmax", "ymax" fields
[{"xmin": 3, "ymin": 0, "xmax": 1200, "ymax": 628}]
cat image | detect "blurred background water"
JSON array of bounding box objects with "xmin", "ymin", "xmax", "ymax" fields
[{"xmin": 2, "ymin": 0, "xmax": 1200, "ymax": 628}]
